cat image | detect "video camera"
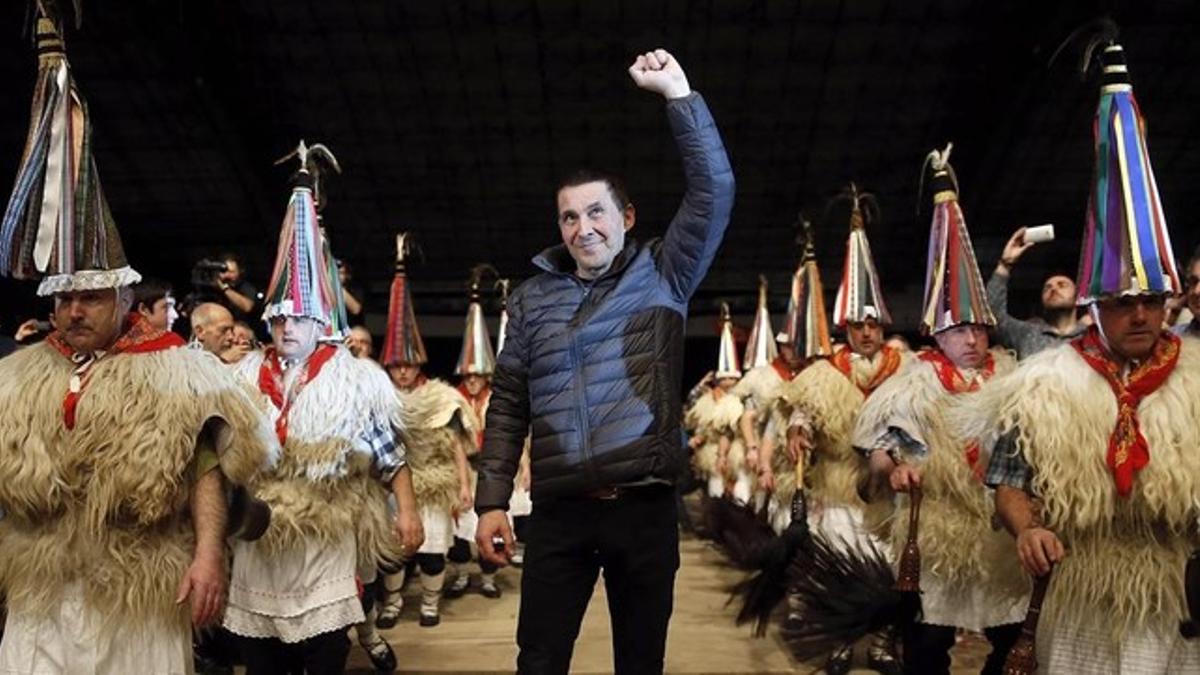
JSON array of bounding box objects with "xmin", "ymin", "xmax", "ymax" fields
[{"xmin": 191, "ymin": 259, "xmax": 230, "ymax": 290}]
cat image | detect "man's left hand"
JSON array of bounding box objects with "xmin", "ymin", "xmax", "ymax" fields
[
  {"xmin": 628, "ymin": 49, "xmax": 691, "ymax": 99},
  {"xmin": 176, "ymin": 550, "xmax": 225, "ymax": 628}
]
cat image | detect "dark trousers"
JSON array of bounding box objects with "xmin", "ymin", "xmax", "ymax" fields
[
  {"xmin": 901, "ymin": 622, "xmax": 1021, "ymax": 675},
  {"xmin": 516, "ymin": 484, "xmax": 680, "ymax": 675},
  {"xmin": 238, "ymin": 630, "xmax": 351, "ymax": 675}
]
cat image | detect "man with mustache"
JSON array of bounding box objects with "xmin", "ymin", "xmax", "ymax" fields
[
  {"xmin": 0, "ymin": 15, "xmax": 272, "ymax": 670},
  {"xmin": 767, "ymin": 188, "xmax": 907, "ymax": 674},
  {"xmin": 983, "ymin": 39, "xmax": 1200, "ymax": 672},
  {"xmin": 474, "ymin": 49, "xmax": 733, "ymax": 674}
]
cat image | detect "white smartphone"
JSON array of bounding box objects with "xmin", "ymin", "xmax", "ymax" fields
[{"xmin": 1024, "ymin": 224, "xmax": 1055, "ymax": 244}]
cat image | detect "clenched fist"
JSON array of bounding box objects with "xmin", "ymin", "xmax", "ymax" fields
[{"xmin": 628, "ymin": 49, "xmax": 691, "ymax": 99}]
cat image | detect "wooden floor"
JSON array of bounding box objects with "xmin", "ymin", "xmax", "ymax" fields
[{"xmin": 347, "ymin": 524, "xmax": 991, "ymax": 674}]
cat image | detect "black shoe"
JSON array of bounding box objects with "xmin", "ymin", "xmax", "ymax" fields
[
  {"xmin": 867, "ymin": 650, "xmax": 902, "ymax": 675},
  {"xmin": 361, "ymin": 635, "xmax": 397, "ymax": 673},
  {"xmin": 444, "ymin": 576, "xmax": 468, "ymax": 599},
  {"xmin": 480, "ymin": 581, "xmax": 502, "ymax": 599},
  {"xmin": 375, "ymin": 607, "xmax": 401, "ymax": 630},
  {"xmin": 193, "ymin": 643, "xmax": 233, "ymax": 675},
  {"xmin": 419, "ymin": 613, "xmax": 440, "ymax": 628}
]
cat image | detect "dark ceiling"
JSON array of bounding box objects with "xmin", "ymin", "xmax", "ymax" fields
[{"xmin": 1, "ymin": 0, "xmax": 1197, "ymax": 332}]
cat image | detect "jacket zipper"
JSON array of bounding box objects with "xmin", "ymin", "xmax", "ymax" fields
[
  {"xmin": 569, "ymin": 333, "xmax": 596, "ymax": 486},
  {"xmin": 570, "ymin": 279, "xmax": 597, "ymax": 487}
]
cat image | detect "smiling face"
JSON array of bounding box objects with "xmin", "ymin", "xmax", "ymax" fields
[
  {"xmin": 54, "ymin": 289, "xmax": 128, "ymax": 353},
  {"xmin": 557, "ymin": 180, "xmax": 635, "ymax": 280},
  {"xmin": 269, "ymin": 315, "xmax": 319, "ymax": 362},
  {"xmin": 1095, "ymin": 294, "xmax": 1166, "ymax": 362}
]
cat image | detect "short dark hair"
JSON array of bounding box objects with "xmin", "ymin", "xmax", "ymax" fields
[
  {"xmin": 133, "ymin": 277, "xmax": 172, "ymax": 309},
  {"xmin": 556, "ymin": 169, "xmax": 631, "ymax": 210},
  {"xmin": 1041, "ymin": 269, "xmax": 1076, "ymax": 286}
]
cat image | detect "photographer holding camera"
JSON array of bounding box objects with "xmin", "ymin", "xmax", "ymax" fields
[{"xmin": 191, "ymin": 252, "xmax": 259, "ymax": 321}]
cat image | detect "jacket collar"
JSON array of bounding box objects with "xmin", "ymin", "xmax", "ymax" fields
[{"xmin": 533, "ymin": 240, "xmax": 639, "ymax": 280}]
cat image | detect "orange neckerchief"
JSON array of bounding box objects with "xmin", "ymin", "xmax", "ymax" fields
[
  {"xmin": 257, "ymin": 344, "xmax": 339, "ymax": 445},
  {"xmin": 47, "ymin": 313, "xmax": 186, "ymax": 429},
  {"xmin": 831, "ymin": 344, "xmax": 903, "ymax": 396},
  {"xmin": 457, "ymin": 382, "xmax": 491, "ymax": 449},
  {"xmin": 771, "ymin": 355, "xmax": 802, "ymax": 382},
  {"xmin": 1070, "ymin": 326, "xmax": 1179, "ymax": 498},
  {"xmin": 918, "ymin": 348, "xmax": 997, "ymax": 479}
]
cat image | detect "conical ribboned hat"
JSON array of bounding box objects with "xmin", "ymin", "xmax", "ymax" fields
[
  {"xmin": 716, "ymin": 302, "xmax": 742, "ymax": 379},
  {"xmin": 455, "ymin": 265, "xmax": 497, "ymax": 376},
  {"xmin": 262, "ymin": 141, "xmax": 339, "ymax": 325},
  {"xmin": 1, "ymin": 13, "xmax": 139, "ymax": 296},
  {"xmin": 781, "ymin": 220, "xmax": 832, "ymax": 359},
  {"xmin": 1077, "ymin": 38, "xmax": 1179, "ymax": 303},
  {"xmin": 743, "ymin": 275, "xmax": 778, "ymax": 369},
  {"xmin": 832, "ymin": 184, "xmax": 892, "ymax": 327},
  {"xmin": 919, "ymin": 144, "xmax": 995, "ymax": 334},
  {"xmin": 381, "ymin": 232, "xmax": 427, "ymax": 366}
]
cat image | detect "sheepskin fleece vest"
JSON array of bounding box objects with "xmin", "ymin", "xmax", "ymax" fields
[
  {"xmin": 236, "ymin": 347, "xmax": 402, "ymax": 566},
  {"xmin": 400, "ymin": 378, "xmax": 478, "ymax": 512},
  {"xmin": 775, "ymin": 350, "xmax": 908, "ymax": 510},
  {"xmin": 855, "ymin": 348, "xmax": 1028, "ymax": 607},
  {"xmin": 0, "ymin": 342, "xmax": 273, "ymax": 630},
  {"xmin": 685, "ymin": 390, "xmax": 744, "ymax": 478},
  {"xmin": 978, "ymin": 337, "xmax": 1200, "ymax": 639}
]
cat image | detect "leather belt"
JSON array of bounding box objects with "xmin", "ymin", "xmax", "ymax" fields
[{"xmin": 585, "ymin": 486, "xmax": 621, "ymax": 500}]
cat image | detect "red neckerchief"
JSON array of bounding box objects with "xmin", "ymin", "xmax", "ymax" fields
[
  {"xmin": 831, "ymin": 344, "xmax": 903, "ymax": 397},
  {"xmin": 1070, "ymin": 326, "xmax": 1179, "ymax": 498},
  {"xmin": 770, "ymin": 355, "xmax": 801, "ymax": 381},
  {"xmin": 47, "ymin": 313, "xmax": 186, "ymax": 429},
  {"xmin": 919, "ymin": 349, "xmax": 997, "ymax": 480},
  {"xmin": 257, "ymin": 344, "xmax": 339, "ymax": 444},
  {"xmin": 457, "ymin": 382, "xmax": 491, "ymax": 449}
]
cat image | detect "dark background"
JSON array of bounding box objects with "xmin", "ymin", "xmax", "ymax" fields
[{"xmin": 1, "ymin": 0, "xmax": 1196, "ymax": 381}]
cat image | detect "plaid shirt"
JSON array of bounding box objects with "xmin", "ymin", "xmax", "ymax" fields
[
  {"xmin": 361, "ymin": 417, "xmax": 406, "ymax": 485},
  {"xmin": 983, "ymin": 428, "xmax": 1033, "ymax": 492},
  {"xmin": 857, "ymin": 427, "xmax": 928, "ymax": 462}
]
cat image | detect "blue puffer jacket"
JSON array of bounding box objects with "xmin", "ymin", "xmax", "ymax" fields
[{"xmin": 476, "ymin": 92, "xmax": 734, "ymax": 509}]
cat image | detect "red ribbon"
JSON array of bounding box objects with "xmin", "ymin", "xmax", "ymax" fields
[
  {"xmin": 48, "ymin": 313, "xmax": 186, "ymax": 429},
  {"xmin": 771, "ymin": 355, "xmax": 801, "ymax": 382},
  {"xmin": 456, "ymin": 382, "xmax": 490, "ymax": 449},
  {"xmin": 919, "ymin": 349, "xmax": 996, "ymax": 480},
  {"xmin": 1070, "ymin": 327, "xmax": 1179, "ymax": 497},
  {"xmin": 257, "ymin": 344, "xmax": 338, "ymax": 444},
  {"xmin": 918, "ymin": 349, "xmax": 995, "ymax": 394},
  {"xmin": 831, "ymin": 344, "xmax": 903, "ymax": 396}
]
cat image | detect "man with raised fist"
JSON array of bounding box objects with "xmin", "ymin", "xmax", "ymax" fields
[{"xmin": 474, "ymin": 49, "xmax": 734, "ymax": 674}]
